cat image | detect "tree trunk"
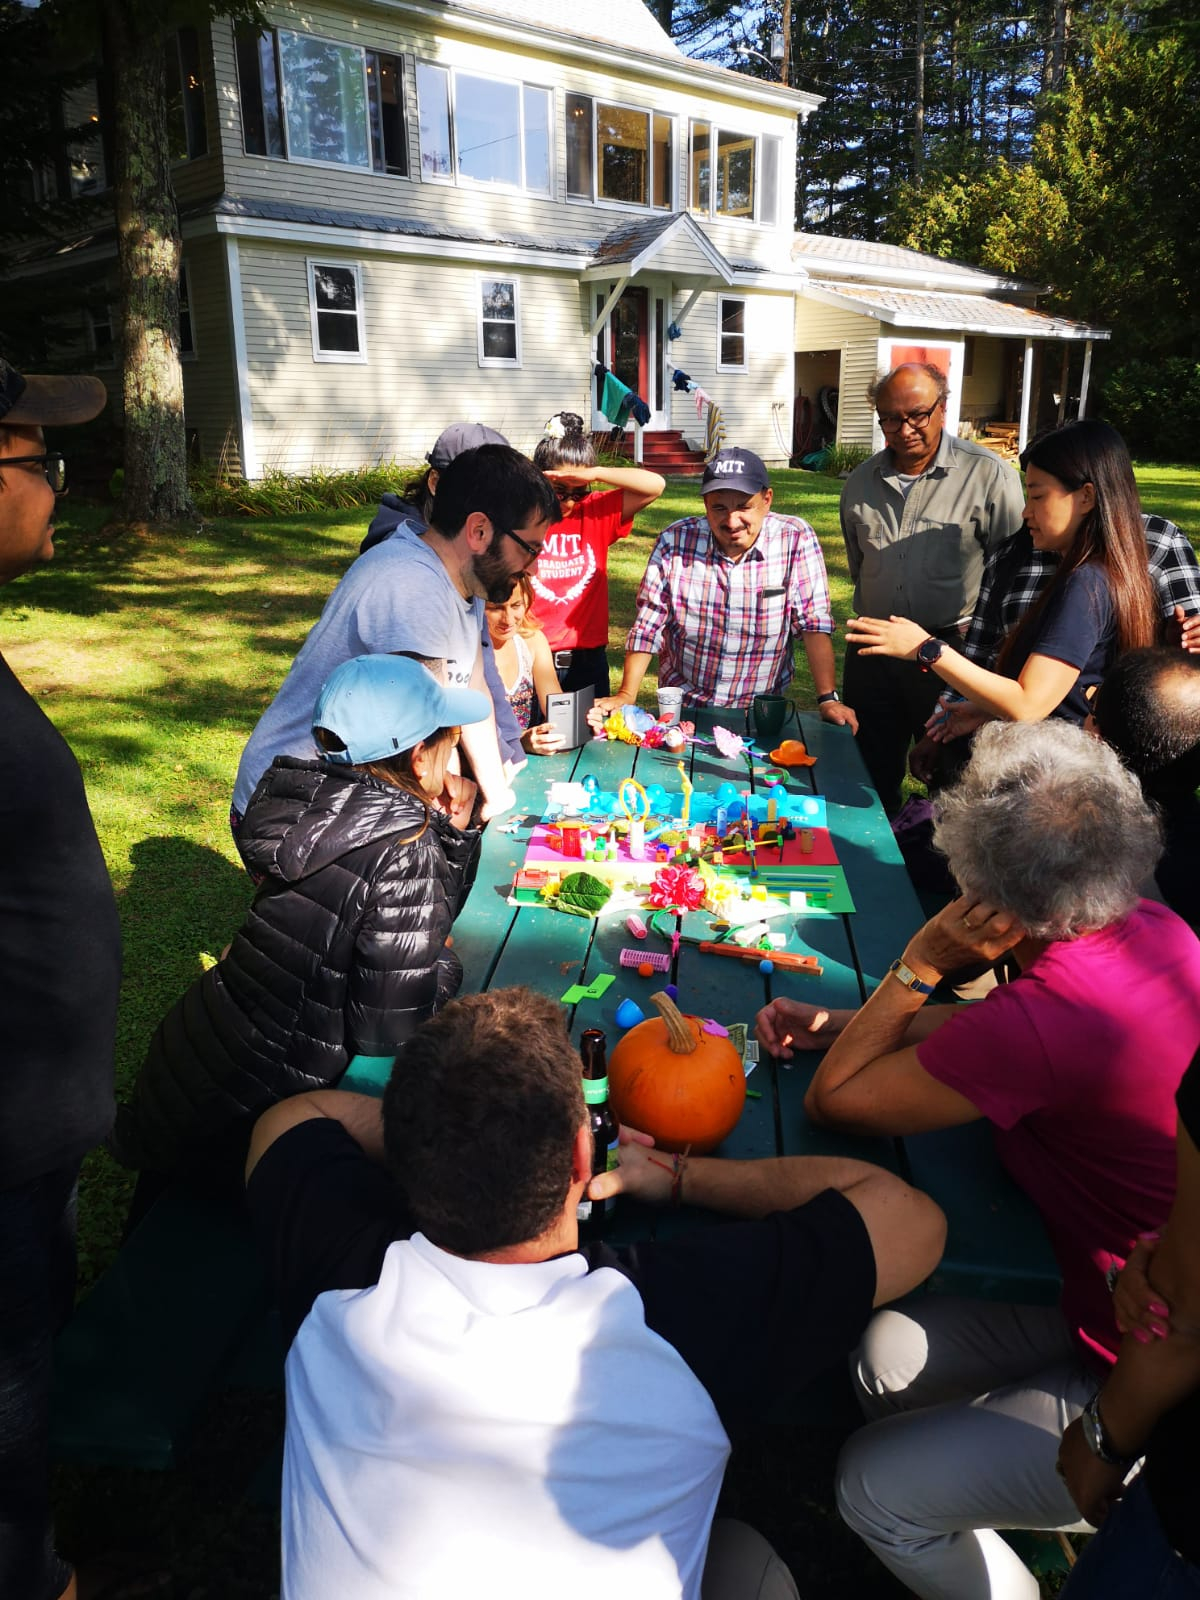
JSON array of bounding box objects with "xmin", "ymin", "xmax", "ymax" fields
[
  {"xmin": 912, "ymin": 0, "xmax": 925, "ymax": 181},
  {"xmin": 102, "ymin": 0, "xmax": 192, "ymax": 524}
]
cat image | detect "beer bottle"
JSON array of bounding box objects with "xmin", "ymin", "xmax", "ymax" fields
[{"xmin": 578, "ymin": 1027, "xmax": 619, "ymax": 1231}]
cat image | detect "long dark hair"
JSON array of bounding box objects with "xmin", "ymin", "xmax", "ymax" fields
[
  {"xmin": 998, "ymin": 420, "xmax": 1157, "ymax": 672},
  {"xmin": 533, "ymin": 412, "xmax": 596, "ymax": 472},
  {"xmin": 312, "ymin": 722, "xmax": 459, "ymax": 840}
]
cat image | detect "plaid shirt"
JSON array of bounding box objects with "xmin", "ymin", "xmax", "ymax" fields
[
  {"xmin": 625, "ymin": 512, "xmax": 833, "ymax": 708},
  {"xmin": 963, "ymin": 514, "xmax": 1200, "ymax": 668}
]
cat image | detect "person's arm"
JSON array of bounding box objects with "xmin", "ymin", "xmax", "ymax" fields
[
  {"xmin": 544, "ymin": 465, "xmax": 665, "ymax": 523},
  {"xmin": 844, "ymin": 615, "xmax": 1083, "ymax": 723},
  {"xmin": 804, "ymin": 895, "xmax": 1025, "ymax": 1135},
  {"xmin": 246, "ymin": 1089, "xmax": 385, "ymax": 1182},
  {"xmin": 802, "ymin": 632, "xmax": 859, "ymax": 732},
  {"xmin": 1058, "ymin": 1114, "xmax": 1200, "ymax": 1525},
  {"xmin": 522, "ymin": 631, "xmax": 567, "ymax": 755},
  {"xmin": 463, "ymin": 640, "xmax": 515, "ymax": 818},
  {"xmin": 588, "ymin": 651, "xmax": 653, "ymax": 727},
  {"xmin": 589, "ymin": 542, "xmax": 669, "ymax": 724},
  {"xmin": 597, "ymin": 1136, "xmax": 946, "ymax": 1309},
  {"xmin": 840, "ymin": 495, "xmax": 864, "ymax": 587},
  {"xmin": 754, "ymin": 994, "xmax": 955, "ymax": 1062}
]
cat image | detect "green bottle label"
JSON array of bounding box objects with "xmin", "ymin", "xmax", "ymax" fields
[{"xmin": 582, "ymin": 1075, "xmax": 610, "ymax": 1104}]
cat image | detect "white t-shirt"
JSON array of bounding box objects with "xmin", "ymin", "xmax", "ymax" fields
[
  {"xmin": 233, "ymin": 527, "xmax": 483, "ymax": 814},
  {"xmin": 248, "ymin": 1120, "xmax": 877, "ymax": 1600}
]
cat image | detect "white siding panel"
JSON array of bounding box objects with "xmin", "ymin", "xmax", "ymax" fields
[
  {"xmin": 666, "ymin": 290, "xmax": 794, "ymax": 465},
  {"xmin": 838, "ymin": 336, "xmax": 882, "ymax": 449},
  {"xmin": 238, "ymin": 243, "xmax": 586, "ymax": 472},
  {"xmin": 212, "ymin": 5, "xmax": 797, "ymax": 270},
  {"xmin": 180, "ymin": 237, "xmax": 241, "ymax": 465}
]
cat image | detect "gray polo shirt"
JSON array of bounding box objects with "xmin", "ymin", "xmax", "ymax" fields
[{"xmin": 840, "ymin": 430, "xmax": 1026, "ymax": 633}]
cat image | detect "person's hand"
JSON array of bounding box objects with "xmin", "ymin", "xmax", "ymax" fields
[
  {"xmin": 931, "ymin": 702, "xmax": 990, "ymax": 744},
  {"xmin": 479, "ymin": 785, "xmax": 517, "ymax": 823},
  {"xmin": 1167, "ymin": 604, "xmax": 1200, "ymax": 655},
  {"xmin": 819, "ymin": 698, "xmax": 859, "ymax": 734},
  {"xmin": 845, "ymin": 615, "xmax": 931, "ymax": 660},
  {"xmin": 1113, "ymin": 1234, "xmax": 1171, "ymax": 1341},
  {"xmin": 436, "ymin": 773, "xmax": 479, "ymax": 830},
  {"xmin": 755, "ymin": 997, "xmax": 836, "ymax": 1061},
  {"xmin": 522, "ymin": 721, "xmax": 566, "ymax": 756},
  {"xmin": 1057, "ymin": 1417, "xmax": 1127, "ymax": 1527},
  {"xmin": 587, "ymin": 693, "xmax": 632, "ymax": 731},
  {"xmin": 906, "ymin": 894, "xmax": 1025, "ymax": 976},
  {"xmin": 585, "ymin": 1126, "xmax": 660, "ymax": 1203},
  {"xmin": 542, "ymin": 466, "xmax": 596, "ymax": 494}
]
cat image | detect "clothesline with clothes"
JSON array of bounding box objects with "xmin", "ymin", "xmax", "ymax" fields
[
  {"xmin": 594, "ymin": 364, "xmax": 651, "ymax": 428},
  {"xmin": 672, "ymin": 367, "xmax": 726, "ymax": 463}
]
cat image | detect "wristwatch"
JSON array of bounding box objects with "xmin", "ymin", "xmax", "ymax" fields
[
  {"xmin": 916, "ymin": 637, "xmax": 946, "ymax": 673},
  {"xmin": 817, "ymin": 691, "xmax": 840, "ymax": 705},
  {"xmin": 1081, "ymin": 1392, "xmax": 1137, "ymax": 1469},
  {"xmin": 888, "ymin": 958, "xmax": 936, "ymax": 996}
]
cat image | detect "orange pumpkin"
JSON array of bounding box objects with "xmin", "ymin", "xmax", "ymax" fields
[{"xmin": 608, "ymin": 991, "xmax": 745, "ymax": 1154}]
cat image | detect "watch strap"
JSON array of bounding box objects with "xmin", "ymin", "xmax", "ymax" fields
[
  {"xmin": 817, "ymin": 691, "xmax": 840, "ymax": 705},
  {"xmin": 888, "ymin": 958, "xmax": 935, "ymax": 996},
  {"xmin": 1082, "ymin": 1392, "xmax": 1136, "ymax": 1469}
]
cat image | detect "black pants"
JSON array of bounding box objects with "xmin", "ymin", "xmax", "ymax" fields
[
  {"xmin": 842, "ymin": 645, "xmax": 947, "ymax": 816},
  {"xmin": 554, "ymin": 646, "xmax": 611, "ymax": 700},
  {"xmin": 0, "ymin": 1164, "xmax": 79, "ymax": 1600}
]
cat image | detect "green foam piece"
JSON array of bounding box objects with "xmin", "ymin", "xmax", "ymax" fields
[{"xmin": 560, "ymin": 972, "xmax": 616, "ymax": 1005}]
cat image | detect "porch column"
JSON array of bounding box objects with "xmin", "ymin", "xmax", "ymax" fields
[
  {"xmin": 1018, "ymin": 338, "xmax": 1035, "ymax": 453},
  {"xmin": 1078, "ymin": 341, "xmax": 1094, "ymax": 420},
  {"xmin": 1057, "ymin": 346, "xmax": 1070, "ymax": 425}
]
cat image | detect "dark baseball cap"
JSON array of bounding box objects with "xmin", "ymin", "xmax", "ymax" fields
[
  {"xmin": 426, "ymin": 422, "xmax": 508, "ymax": 470},
  {"xmin": 0, "ymin": 355, "xmax": 106, "ymax": 428},
  {"xmin": 700, "ymin": 447, "xmax": 770, "ymax": 497}
]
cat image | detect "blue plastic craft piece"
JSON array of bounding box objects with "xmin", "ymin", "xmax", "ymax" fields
[
  {"xmin": 759, "ymin": 959, "xmax": 775, "ymax": 975},
  {"xmin": 615, "ymin": 997, "xmax": 645, "ymax": 1030},
  {"xmin": 581, "ymin": 774, "xmax": 599, "ymax": 794},
  {"xmin": 664, "ymin": 983, "xmax": 679, "ymax": 1001}
]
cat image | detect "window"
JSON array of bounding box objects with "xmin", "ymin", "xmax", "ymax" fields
[
  {"xmin": 165, "ymin": 28, "xmax": 208, "ymax": 162},
  {"xmin": 179, "ymin": 261, "xmax": 195, "ymax": 358},
  {"xmin": 66, "ymin": 80, "xmax": 106, "ymax": 197},
  {"xmin": 567, "ymin": 96, "xmax": 673, "ymax": 210},
  {"xmin": 236, "ymin": 27, "xmax": 406, "ymax": 176},
  {"xmin": 718, "ymin": 296, "xmax": 746, "ymax": 371},
  {"xmin": 478, "ymin": 277, "xmax": 520, "ymax": 367},
  {"xmin": 88, "ymin": 303, "xmax": 115, "ymax": 367},
  {"xmin": 307, "ymin": 260, "xmax": 366, "ymax": 363},
  {"xmin": 415, "ymin": 65, "xmax": 550, "ymax": 192},
  {"xmin": 690, "ymin": 124, "xmax": 777, "ymax": 223}
]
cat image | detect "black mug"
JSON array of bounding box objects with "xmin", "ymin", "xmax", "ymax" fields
[{"xmin": 748, "ymin": 694, "xmax": 797, "ymax": 744}]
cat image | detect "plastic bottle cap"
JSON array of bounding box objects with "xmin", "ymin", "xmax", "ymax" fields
[{"xmin": 759, "ymin": 959, "xmax": 775, "ymax": 975}]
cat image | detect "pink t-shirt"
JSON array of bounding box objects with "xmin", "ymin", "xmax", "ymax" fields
[
  {"xmin": 918, "ymin": 899, "xmax": 1200, "ymax": 1368},
  {"xmin": 527, "ymin": 489, "xmax": 629, "ymax": 651}
]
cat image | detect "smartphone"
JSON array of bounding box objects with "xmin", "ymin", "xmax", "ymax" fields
[{"xmin": 546, "ymin": 687, "xmax": 595, "ymax": 749}]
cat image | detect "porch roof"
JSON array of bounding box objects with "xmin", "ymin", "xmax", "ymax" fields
[
  {"xmin": 584, "ymin": 213, "xmax": 734, "ymax": 285},
  {"xmin": 803, "ymin": 279, "xmax": 1110, "ymax": 341}
]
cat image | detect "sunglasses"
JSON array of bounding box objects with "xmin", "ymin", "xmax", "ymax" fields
[{"xmin": 1, "ymin": 452, "xmax": 67, "ymax": 493}]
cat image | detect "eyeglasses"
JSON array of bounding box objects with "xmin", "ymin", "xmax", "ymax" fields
[
  {"xmin": 1, "ymin": 452, "xmax": 67, "ymax": 493},
  {"xmin": 499, "ymin": 525, "xmax": 544, "ymax": 563},
  {"xmin": 877, "ymin": 404, "xmax": 941, "ymax": 434}
]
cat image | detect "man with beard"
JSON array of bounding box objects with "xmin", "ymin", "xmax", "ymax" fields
[{"xmin": 232, "ymin": 446, "xmax": 557, "ymax": 839}]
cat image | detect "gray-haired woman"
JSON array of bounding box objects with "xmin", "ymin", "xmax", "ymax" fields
[{"xmin": 755, "ymin": 720, "xmax": 1200, "ymax": 1600}]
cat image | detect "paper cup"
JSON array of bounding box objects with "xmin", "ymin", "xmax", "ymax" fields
[{"xmin": 657, "ymin": 686, "xmax": 684, "ymax": 724}]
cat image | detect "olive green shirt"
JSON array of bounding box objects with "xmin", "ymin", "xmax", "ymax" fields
[{"xmin": 840, "ymin": 430, "xmax": 1026, "ymax": 632}]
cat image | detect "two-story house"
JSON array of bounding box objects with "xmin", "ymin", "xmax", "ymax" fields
[{"xmin": 10, "ymin": 0, "xmax": 820, "ymax": 479}]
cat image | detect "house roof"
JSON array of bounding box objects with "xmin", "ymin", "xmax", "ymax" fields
[
  {"xmin": 803, "ymin": 279, "xmax": 1110, "ymax": 341},
  {"xmin": 793, "ymin": 232, "xmax": 1043, "ymax": 295}
]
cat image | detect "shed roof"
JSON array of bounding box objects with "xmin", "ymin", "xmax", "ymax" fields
[
  {"xmin": 793, "ymin": 232, "xmax": 1042, "ymax": 294},
  {"xmin": 803, "ymin": 279, "xmax": 1109, "ymax": 341}
]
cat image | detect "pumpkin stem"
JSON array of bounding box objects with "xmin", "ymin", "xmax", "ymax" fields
[{"xmin": 650, "ymin": 991, "xmax": 698, "ymax": 1055}]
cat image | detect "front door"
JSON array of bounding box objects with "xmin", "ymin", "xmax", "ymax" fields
[{"xmin": 595, "ymin": 286, "xmax": 669, "ymax": 431}]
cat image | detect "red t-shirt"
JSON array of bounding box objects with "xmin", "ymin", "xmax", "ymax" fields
[
  {"xmin": 527, "ymin": 489, "xmax": 629, "ymax": 651},
  {"xmin": 917, "ymin": 899, "xmax": 1200, "ymax": 1369}
]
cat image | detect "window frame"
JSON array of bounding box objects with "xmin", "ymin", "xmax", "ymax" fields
[
  {"xmin": 306, "ymin": 258, "xmax": 368, "ymax": 365},
  {"xmin": 277, "ymin": 28, "xmax": 373, "ymax": 173},
  {"xmin": 689, "ymin": 123, "xmax": 779, "ymax": 226},
  {"xmin": 566, "ymin": 94, "xmax": 675, "ymax": 213},
  {"xmin": 716, "ymin": 294, "xmax": 748, "ymax": 374},
  {"xmin": 414, "ymin": 58, "xmax": 552, "ymax": 195},
  {"xmin": 179, "ymin": 259, "xmax": 197, "ymax": 360},
  {"xmin": 87, "ymin": 301, "xmax": 117, "ymax": 369},
  {"xmin": 165, "ymin": 27, "xmax": 209, "ymax": 165},
  {"xmin": 477, "ymin": 275, "xmax": 522, "ymax": 369}
]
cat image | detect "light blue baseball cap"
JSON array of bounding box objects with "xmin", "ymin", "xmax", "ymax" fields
[{"xmin": 312, "ymin": 654, "xmax": 491, "ymax": 765}]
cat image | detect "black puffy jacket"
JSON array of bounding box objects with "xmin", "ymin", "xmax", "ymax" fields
[{"xmin": 112, "ymin": 758, "xmax": 480, "ymax": 1175}]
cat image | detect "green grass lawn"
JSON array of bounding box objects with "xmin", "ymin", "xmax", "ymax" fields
[{"xmin": 22, "ymin": 460, "xmax": 1193, "ymax": 1596}]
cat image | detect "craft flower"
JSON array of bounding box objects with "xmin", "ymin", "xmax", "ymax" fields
[
  {"xmin": 647, "ymin": 864, "xmax": 706, "ymax": 912},
  {"xmin": 712, "ymin": 725, "xmax": 746, "ymax": 763}
]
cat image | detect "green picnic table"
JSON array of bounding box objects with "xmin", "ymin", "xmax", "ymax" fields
[{"xmin": 51, "ymin": 702, "xmax": 1059, "ymax": 1471}]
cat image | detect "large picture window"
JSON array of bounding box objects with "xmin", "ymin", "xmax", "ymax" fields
[
  {"xmin": 690, "ymin": 123, "xmax": 778, "ymax": 224},
  {"xmin": 478, "ymin": 277, "xmax": 520, "ymax": 367},
  {"xmin": 568, "ymin": 96, "xmax": 672, "ymax": 210},
  {"xmin": 236, "ymin": 27, "xmax": 406, "ymax": 177},
  {"xmin": 415, "ymin": 65, "xmax": 550, "ymax": 192},
  {"xmin": 308, "ymin": 260, "xmax": 367, "ymax": 363},
  {"xmin": 165, "ymin": 28, "xmax": 208, "ymax": 162}
]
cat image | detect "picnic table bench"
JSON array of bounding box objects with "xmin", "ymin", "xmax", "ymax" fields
[{"xmin": 51, "ymin": 707, "xmax": 1058, "ymax": 1471}]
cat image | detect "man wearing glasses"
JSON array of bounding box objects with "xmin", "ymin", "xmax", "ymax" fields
[
  {"xmin": 840, "ymin": 362, "xmax": 1025, "ymax": 813},
  {"xmin": 232, "ymin": 445, "xmax": 557, "ymax": 839},
  {"xmin": 0, "ymin": 357, "xmax": 121, "ymax": 1600}
]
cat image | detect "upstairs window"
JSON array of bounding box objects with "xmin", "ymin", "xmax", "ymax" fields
[
  {"xmin": 567, "ymin": 95, "xmax": 672, "ymax": 209},
  {"xmin": 65, "ymin": 80, "xmax": 106, "ymax": 197},
  {"xmin": 689, "ymin": 123, "xmax": 781, "ymax": 224},
  {"xmin": 236, "ymin": 27, "xmax": 407, "ymax": 177},
  {"xmin": 165, "ymin": 27, "xmax": 208, "ymax": 162},
  {"xmin": 415, "ymin": 64, "xmax": 550, "ymax": 192}
]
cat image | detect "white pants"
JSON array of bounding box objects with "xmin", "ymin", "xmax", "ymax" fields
[{"xmin": 836, "ymin": 1297, "xmax": 1097, "ymax": 1600}]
